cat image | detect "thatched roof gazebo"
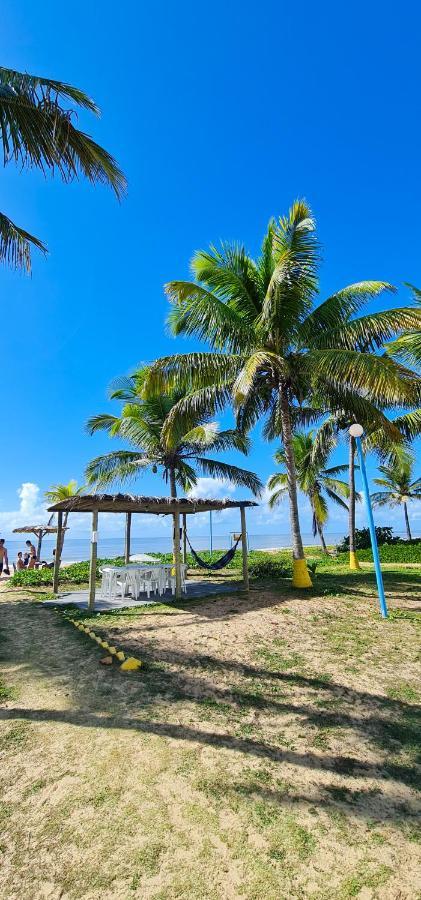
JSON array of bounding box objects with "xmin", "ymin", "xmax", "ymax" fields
[
  {"xmin": 47, "ymin": 494, "xmax": 257, "ymax": 609},
  {"xmin": 13, "ymin": 524, "xmax": 68, "ymax": 560}
]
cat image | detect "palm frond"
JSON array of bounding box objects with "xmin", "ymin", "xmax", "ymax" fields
[
  {"xmin": 233, "ymin": 351, "xmax": 286, "ymax": 405},
  {"xmin": 386, "ymin": 331, "xmax": 421, "ymax": 369},
  {"xmin": 191, "ymin": 242, "xmax": 261, "ymax": 323},
  {"xmin": 85, "ymin": 450, "xmax": 151, "ymax": 487},
  {"xmin": 0, "ymin": 211, "xmax": 46, "ymax": 271},
  {"xmin": 194, "ymin": 457, "xmax": 263, "ymax": 496},
  {"xmin": 145, "ymin": 353, "xmax": 242, "ymax": 395},
  {"xmin": 85, "ymin": 414, "xmax": 120, "ymax": 436},
  {"xmin": 309, "ymin": 350, "xmax": 421, "ymax": 406},
  {"xmin": 260, "ymin": 199, "xmax": 319, "ymax": 336},
  {"xmin": 180, "ymin": 422, "xmax": 219, "ymax": 448},
  {"xmin": 301, "ymin": 281, "xmax": 395, "ymax": 339},
  {"xmin": 0, "ymin": 67, "xmax": 126, "ymax": 197},
  {"xmin": 165, "ymin": 281, "xmax": 250, "ymax": 351},
  {"xmin": 310, "ymin": 307, "xmax": 421, "ymax": 352},
  {"xmin": 392, "ymin": 410, "xmax": 421, "ymax": 440},
  {"xmin": 323, "ymin": 488, "xmax": 349, "ymax": 511},
  {"xmin": 160, "ymin": 385, "xmax": 231, "ymax": 448}
]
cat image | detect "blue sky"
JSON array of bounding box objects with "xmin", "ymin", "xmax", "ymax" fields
[{"xmin": 1, "ymin": 0, "xmax": 420, "ymax": 542}]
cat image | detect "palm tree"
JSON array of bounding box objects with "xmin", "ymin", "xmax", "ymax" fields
[
  {"xmin": 0, "ymin": 67, "xmax": 126, "ymax": 270},
  {"xmin": 386, "ymin": 283, "xmax": 421, "ymax": 369},
  {"xmin": 146, "ymin": 201, "xmax": 420, "ymax": 587},
  {"xmin": 44, "ymin": 480, "xmax": 84, "ymax": 553},
  {"xmin": 371, "ymin": 455, "xmax": 421, "ymax": 540},
  {"xmin": 85, "ymin": 368, "xmax": 262, "ymax": 498},
  {"xmin": 268, "ymin": 431, "xmax": 351, "ymax": 553}
]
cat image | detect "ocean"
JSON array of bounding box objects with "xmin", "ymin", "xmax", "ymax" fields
[{"xmin": 3, "ymin": 529, "xmax": 417, "ymax": 563}]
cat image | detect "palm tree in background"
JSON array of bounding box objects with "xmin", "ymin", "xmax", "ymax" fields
[
  {"xmin": 267, "ymin": 431, "xmax": 352, "ymax": 553},
  {"xmin": 371, "ymin": 454, "xmax": 421, "ymax": 540},
  {"xmin": 44, "ymin": 480, "xmax": 84, "ymax": 554},
  {"xmin": 85, "ymin": 368, "xmax": 262, "ymax": 498},
  {"xmin": 0, "ymin": 66, "xmax": 126, "ymax": 270},
  {"xmin": 146, "ymin": 200, "xmax": 421, "ymax": 587}
]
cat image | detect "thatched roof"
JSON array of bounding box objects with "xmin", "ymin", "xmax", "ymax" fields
[
  {"xmin": 13, "ymin": 524, "xmax": 69, "ymax": 534},
  {"xmin": 47, "ymin": 494, "xmax": 258, "ymax": 515}
]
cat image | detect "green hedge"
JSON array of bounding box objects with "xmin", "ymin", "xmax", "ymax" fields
[
  {"xmin": 9, "ymin": 550, "xmax": 295, "ymax": 588},
  {"xmin": 9, "ymin": 556, "xmax": 125, "ymax": 588},
  {"xmin": 343, "ymin": 543, "xmax": 421, "ymax": 564}
]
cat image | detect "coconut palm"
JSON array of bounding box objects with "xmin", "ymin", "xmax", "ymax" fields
[
  {"xmin": 386, "ymin": 284, "xmax": 421, "ymax": 369},
  {"xmin": 85, "ymin": 367, "xmax": 262, "ymax": 498},
  {"xmin": 44, "ymin": 480, "xmax": 85, "ymax": 553},
  {"xmin": 268, "ymin": 431, "xmax": 351, "ymax": 553},
  {"xmin": 371, "ymin": 454, "xmax": 421, "ymax": 540},
  {"xmin": 0, "ymin": 66, "xmax": 126, "ymax": 270},
  {"xmin": 146, "ymin": 201, "xmax": 421, "ymax": 586}
]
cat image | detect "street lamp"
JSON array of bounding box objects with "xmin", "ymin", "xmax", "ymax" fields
[{"xmin": 349, "ymin": 424, "xmax": 388, "ymax": 618}]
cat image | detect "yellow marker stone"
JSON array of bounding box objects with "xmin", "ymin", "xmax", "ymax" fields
[
  {"xmin": 116, "ymin": 651, "xmax": 125, "ymax": 661},
  {"xmin": 101, "ymin": 641, "xmax": 109, "ymax": 650},
  {"xmin": 120, "ymin": 657, "xmax": 142, "ymax": 671},
  {"xmin": 108, "ymin": 647, "xmax": 117, "ymax": 655},
  {"xmin": 292, "ymin": 558, "xmax": 313, "ymax": 588}
]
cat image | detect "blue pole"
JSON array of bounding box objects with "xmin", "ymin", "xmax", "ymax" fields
[{"xmin": 355, "ymin": 435, "xmax": 388, "ymax": 618}]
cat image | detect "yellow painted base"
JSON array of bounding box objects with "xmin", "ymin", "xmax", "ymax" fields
[
  {"xmin": 349, "ymin": 551, "xmax": 361, "ymax": 571},
  {"xmin": 292, "ymin": 558, "xmax": 313, "ymax": 588}
]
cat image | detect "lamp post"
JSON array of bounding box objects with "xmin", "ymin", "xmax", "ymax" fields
[{"xmin": 349, "ymin": 424, "xmax": 388, "ymax": 618}]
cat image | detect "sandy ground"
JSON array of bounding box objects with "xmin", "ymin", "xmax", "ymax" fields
[{"xmin": 0, "ymin": 571, "xmax": 420, "ymax": 899}]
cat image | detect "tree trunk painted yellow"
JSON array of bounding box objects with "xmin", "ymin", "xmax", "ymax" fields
[
  {"xmin": 292, "ymin": 558, "xmax": 313, "ymax": 588},
  {"xmin": 279, "ymin": 388, "xmax": 312, "ymax": 588},
  {"xmin": 349, "ymin": 550, "xmax": 360, "ymax": 570}
]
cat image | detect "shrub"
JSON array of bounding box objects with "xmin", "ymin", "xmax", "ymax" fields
[
  {"xmin": 337, "ymin": 527, "xmax": 397, "ymax": 552},
  {"xmin": 9, "ymin": 556, "xmax": 125, "ymax": 588},
  {"xmin": 249, "ymin": 558, "xmax": 290, "ymax": 579}
]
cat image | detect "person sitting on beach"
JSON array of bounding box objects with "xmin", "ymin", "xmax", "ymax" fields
[
  {"xmin": 25, "ymin": 540, "xmax": 37, "ymax": 569},
  {"xmin": 0, "ymin": 539, "xmax": 9, "ymax": 576},
  {"xmin": 16, "ymin": 552, "xmax": 25, "ymax": 571}
]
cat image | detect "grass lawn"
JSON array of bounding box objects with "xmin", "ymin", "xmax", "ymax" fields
[{"xmin": 0, "ymin": 559, "xmax": 420, "ymax": 899}]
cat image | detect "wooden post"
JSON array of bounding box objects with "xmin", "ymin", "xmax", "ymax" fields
[
  {"xmin": 53, "ymin": 512, "xmax": 63, "ymax": 594},
  {"xmin": 125, "ymin": 512, "xmax": 132, "ymax": 564},
  {"xmin": 182, "ymin": 513, "xmax": 187, "ymax": 564},
  {"xmin": 173, "ymin": 509, "xmax": 182, "ymax": 599},
  {"xmin": 36, "ymin": 529, "xmax": 44, "ymax": 561},
  {"xmin": 88, "ymin": 508, "xmax": 98, "ymax": 612},
  {"xmin": 240, "ymin": 505, "xmax": 249, "ymax": 591}
]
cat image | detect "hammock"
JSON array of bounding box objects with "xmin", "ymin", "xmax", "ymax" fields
[{"xmin": 185, "ymin": 534, "xmax": 242, "ymax": 570}]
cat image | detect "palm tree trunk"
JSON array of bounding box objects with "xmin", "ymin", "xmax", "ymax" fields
[
  {"xmin": 403, "ymin": 502, "xmax": 412, "ymax": 541},
  {"xmin": 169, "ymin": 467, "xmax": 182, "ymax": 597},
  {"xmin": 317, "ymin": 522, "xmax": 329, "ymax": 554},
  {"xmin": 169, "ymin": 468, "xmax": 177, "ymax": 499},
  {"xmin": 59, "ymin": 512, "xmax": 68, "ymax": 557},
  {"xmin": 279, "ymin": 388, "xmax": 312, "ymax": 588},
  {"xmin": 348, "ymin": 436, "xmax": 360, "ymax": 570}
]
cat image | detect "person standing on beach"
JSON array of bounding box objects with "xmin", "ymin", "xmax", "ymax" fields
[
  {"xmin": 0, "ymin": 539, "xmax": 9, "ymax": 575},
  {"xmin": 25, "ymin": 540, "xmax": 37, "ymax": 569}
]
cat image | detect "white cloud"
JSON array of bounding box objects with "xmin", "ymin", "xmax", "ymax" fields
[
  {"xmin": 188, "ymin": 477, "xmax": 236, "ymax": 501},
  {"xmin": 0, "ymin": 482, "xmax": 48, "ymax": 535}
]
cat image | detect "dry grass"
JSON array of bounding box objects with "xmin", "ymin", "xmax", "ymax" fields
[{"xmin": 0, "ymin": 565, "xmax": 420, "ymax": 899}]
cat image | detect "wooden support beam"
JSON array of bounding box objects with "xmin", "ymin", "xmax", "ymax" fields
[
  {"xmin": 173, "ymin": 510, "xmax": 182, "ymax": 599},
  {"xmin": 240, "ymin": 506, "xmax": 249, "ymax": 591},
  {"xmin": 124, "ymin": 512, "xmax": 132, "ymax": 564},
  {"xmin": 182, "ymin": 513, "xmax": 187, "ymax": 564},
  {"xmin": 53, "ymin": 512, "xmax": 63, "ymax": 594},
  {"xmin": 36, "ymin": 530, "xmax": 44, "ymax": 562},
  {"xmin": 88, "ymin": 508, "xmax": 98, "ymax": 612}
]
